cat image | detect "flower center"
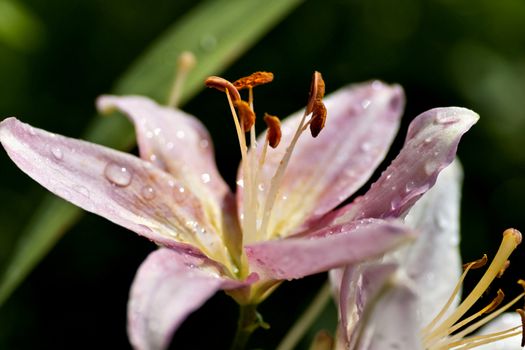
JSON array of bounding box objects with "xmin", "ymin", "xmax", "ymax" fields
[
  {"xmin": 421, "ymin": 228, "xmax": 525, "ymax": 349},
  {"xmin": 205, "ymin": 72, "xmax": 327, "ymax": 247}
]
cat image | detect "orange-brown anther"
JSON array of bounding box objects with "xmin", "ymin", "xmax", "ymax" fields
[
  {"xmin": 233, "ymin": 72, "xmax": 274, "ymax": 90},
  {"xmin": 263, "ymin": 113, "xmax": 282, "ymax": 148},
  {"xmin": 310, "ymin": 100, "xmax": 327, "ymax": 138},
  {"xmin": 516, "ymin": 308, "xmax": 525, "ymax": 346},
  {"xmin": 463, "ymin": 254, "xmax": 488, "ymax": 271},
  {"xmin": 234, "ymin": 100, "xmax": 256, "ymax": 131},
  {"xmin": 306, "ymin": 71, "xmax": 326, "ymax": 115},
  {"xmin": 483, "ymin": 289, "xmax": 505, "ymax": 314},
  {"xmin": 205, "ymin": 76, "xmax": 241, "ymax": 102}
]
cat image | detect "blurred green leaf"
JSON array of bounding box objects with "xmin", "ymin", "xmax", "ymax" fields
[{"xmin": 0, "ymin": 0, "xmax": 302, "ymax": 306}]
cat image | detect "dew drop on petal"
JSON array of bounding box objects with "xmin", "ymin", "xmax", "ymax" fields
[
  {"xmin": 361, "ymin": 99, "xmax": 371, "ymax": 109},
  {"xmin": 201, "ymin": 173, "xmax": 211, "ymax": 184},
  {"xmin": 199, "ymin": 139, "xmax": 209, "ymax": 149},
  {"xmin": 435, "ymin": 111, "xmax": 459, "ymax": 125},
  {"xmin": 141, "ymin": 186, "xmax": 156, "ymax": 200},
  {"xmin": 236, "ymin": 179, "xmax": 244, "ymax": 188},
  {"xmin": 28, "ymin": 127, "xmax": 36, "ymax": 136},
  {"xmin": 424, "ymin": 161, "xmax": 438, "ymax": 175},
  {"xmin": 424, "ymin": 137, "xmax": 432, "ymax": 144},
  {"xmin": 360, "ymin": 142, "xmax": 372, "ymax": 152},
  {"xmin": 258, "ymin": 183, "xmax": 265, "ymax": 191},
  {"xmin": 51, "ymin": 147, "xmax": 63, "ymax": 160},
  {"xmin": 104, "ymin": 163, "xmax": 132, "ymax": 187},
  {"xmin": 405, "ymin": 180, "xmax": 416, "ymax": 193},
  {"xmin": 178, "ymin": 186, "xmax": 185, "ymax": 193},
  {"xmin": 176, "ymin": 130, "xmax": 185, "ymax": 139}
]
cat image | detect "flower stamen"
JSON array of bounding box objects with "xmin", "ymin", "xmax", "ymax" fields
[
  {"xmin": 168, "ymin": 51, "xmax": 196, "ymax": 108},
  {"xmin": 422, "ymin": 228, "xmax": 524, "ymax": 349}
]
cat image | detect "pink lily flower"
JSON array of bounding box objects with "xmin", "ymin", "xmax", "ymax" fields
[
  {"xmin": 0, "ymin": 74, "xmax": 478, "ymax": 349},
  {"xmin": 333, "ymin": 161, "xmax": 525, "ymax": 350}
]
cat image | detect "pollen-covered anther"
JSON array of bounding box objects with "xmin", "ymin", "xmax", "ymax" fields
[
  {"xmin": 263, "ymin": 113, "xmax": 281, "ymax": 148},
  {"xmin": 504, "ymin": 228, "xmax": 522, "ymax": 245},
  {"xmin": 463, "ymin": 254, "xmax": 488, "ymax": 271},
  {"xmin": 234, "ymin": 100, "xmax": 256, "ymax": 131},
  {"xmin": 233, "ymin": 71, "xmax": 274, "ymax": 90},
  {"xmin": 306, "ymin": 71, "xmax": 326, "ymax": 115},
  {"xmin": 204, "ymin": 76, "xmax": 241, "ymax": 102}
]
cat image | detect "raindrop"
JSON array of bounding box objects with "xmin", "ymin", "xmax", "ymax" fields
[
  {"xmin": 405, "ymin": 180, "xmax": 416, "ymax": 193},
  {"xmin": 154, "ymin": 128, "xmax": 161, "ymax": 136},
  {"xmin": 361, "ymin": 99, "xmax": 371, "ymax": 109},
  {"xmin": 178, "ymin": 186, "xmax": 185, "ymax": 193},
  {"xmin": 201, "ymin": 173, "xmax": 211, "ymax": 184},
  {"xmin": 28, "ymin": 127, "xmax": 36, "ymax": 136},
  {"xmin": 166, "ymin": 142, "xmax": 174, "ymax": 150},
  {"xmin": 371, "ymin": 80, "xmax": 383, "ymax": 90},
  {"xmin": 435, "ymin": 111, "xmax": 459, "ymax": 125},
  {"xmin": 360, "ymin": 142, "xmax": 372, "ymax": 152},
  {"xmin": 167, "ymin": 180, "xmax": 175, "ymax": 188},
  {"xmin": 236, "ymin": 179, "xmax": 244, "ymax": 188},
  {"xmin": 385, "ymin": 173, "xmax": 393, "ymax": 181},
  {"xmin": 75, "ymin": 185, "xmax": 90, "ymax": 198},
  {"xmin": 141, "ymin": 186, "xmax": 156, "ymax": 200},
  {"xmin": 424, "ymin": 137, "xmax": 432, "ymax": 144},
  {"xmin": 51, "ymin": 147, "xmax": 63, "ymax": 160},
  {"xmin": 104, "ymin": 163, "xmax": 132, "ymax": 187},
  {"xmin": 176, "ymin": 130, "xmax": 185, "ymax": 139},
  {"xmin": 258, "ymin": 183, "xmax": 265, "ymax": 191},
  {"xmin": 199, "ymin": 139, "xmax": 209, "ymax": 149},
  {"xmin": 146, "ymin": 131, "xmax": 154, "ymax": 138},
  {"xmin": 424, "ymin": 161, "xmax": 437, "ymax": 175},
  {"xmin": 390, "ymin": 197, "xmax": 401, "ymax": 211}
]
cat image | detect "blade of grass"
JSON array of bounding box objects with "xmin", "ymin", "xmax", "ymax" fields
[{"xmin": 0, "ymin": 0, "xmax": 303, "ymax": 306}]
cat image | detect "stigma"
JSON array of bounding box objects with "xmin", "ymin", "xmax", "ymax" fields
[
  {"xmin": 421, "ymin": 228, "xmax": 525, "ymax": 349},
  {"xmin": 205, "ymin": 71, "xmax": 327, "ymax": 247}
]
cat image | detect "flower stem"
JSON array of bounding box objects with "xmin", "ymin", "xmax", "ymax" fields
[
  {"xmin": 230, "ymin": 304, "xmax": 268, "ymax": 350},
  {"xmin": 276, "ymin": 281, "xmax": 332, "ymax": 350}
]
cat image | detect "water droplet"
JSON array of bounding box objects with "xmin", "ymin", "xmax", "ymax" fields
[
  {"xmin": 51, "ymin": 147, "xmax": 63, "ymax": 160},
  {"xmin": 199, "ymin": 139, "xmax": 209, "ymax": 149},
  {"xmin": 385, "ymin": 173, "xmax": 392, "ymax": 181},
  {"xmin": 167, "ymin": 180, "xmax": 175, "ymax": 188},
  {"xmin": 154, "ymin": 128, "xmax": 161, "ymax": 136},
  {"xmin": 435, "ymin": 111, "xmax": 459, "ymax": 125},
  {"xmin": 405, "ymin": 180, "xmax": 416, "ymax": 193},
  {"xmin": 166, "ymin": 142, "xmax": 174, "ymax": 150},
  {"xmin": 361, "ymin": 99, "xmax": 371, "ymax": 109},
  {"xmin": 360, "ymin": 142, "xmax": 372, "ymax": 152},
  {"xmin": 29, "ymin": 127, "xmax": 36, "ymax": 135},
  {"xmin": 176, "ymin": 130, "xmax": 185, "ymax": 139},
  {"xmin": 146, "ymin": 131, "xmax": 154, "ymax": 138},
  {"xmin": 201, "ymin": 173, "xmax": 211, "ymax": 183},
  {"xmin": 236, "ymin": 179, "xmax": 244, "ymax": 188},
  {"xmin": 390, "ymin": 197, "xmax": 401, "ymax": 211},
  {"xmin": 424, "ymin": 161, "xmax": 437, "ymax": 175},
  {"xmin": 104, "ymin": 163, "xmax": 132, "ymax": 187},
  {"xmin": 141, "ymin": 186, "xmax": 156, "ymax": 200},
  {"xmin": 200, "ymin": 34, "xmax": 217, "ymax": 51},
  {"xmin": 371, "ymin": 80, "xmax": 383, "ymax": 90},
  {"xmin": 75, "ymin": 185, "xmax": 90, "ymax": 197},
  {"xmin": 424, "ymin": 137, "xmax": 432, "ymax": 144},
  {"xmin": 258, "ymin": 183, "xmax": 265, "ymax": 191},
  {"xmin": 178, "ymin": 186, "xmax": 185, "ymax": 193}
]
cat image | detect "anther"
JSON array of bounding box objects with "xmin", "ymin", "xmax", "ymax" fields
[
  {"xmin": 263, "ymin": 113, "xmax": 281, "ymax": 148},
  {"xmin": 310, "ymin": 100, "xmax": 327, "ymax": 137},
  {"xmin": 233, "ymin": 72, "xmax": 274, "ymax": 90},
  {"xmin": 484, "ymin": 289, "xmax": 505, "ymax": 314},
  {"xmin": 504, "ymin": 228, "xmax": 522, "ymax": 245},
  {"xmin": 234, "ymin": 100, "xmax": 256, "ymax": 131},
  {"xmin": 306, "ymin": 71, "xmax": 326, "ymax": 115},
  {"xmin": 463, "ymin": 254, "xmax": 488, "ymax": 271},
  {"xmin": 205, "ymin": 76, "xmax": 241, "ymax": 102}
]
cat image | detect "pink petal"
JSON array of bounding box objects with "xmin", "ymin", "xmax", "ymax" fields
[
  {"xmin": 0, "ymin": 118, "xmax": 232, "ymax": 264},
  {"xmin": 325, "ymin": 107, "xmax": 479, "ymax": 226},
  {"xmin": 245, "ymin": 219, "xmax": 416, "ymax": 280},
  {"xmin": 97, "ymin": 96, "xmax": 232, "ymax": 204},
  {"xmin": 238, "ymin": 81, "xmax": 404, "ymax": 238},
  {"xmin": 128, "ymin": 248, "xmax": 256, "ymax": 350}
]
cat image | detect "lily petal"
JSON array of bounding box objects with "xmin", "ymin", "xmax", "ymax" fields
[
  {"xmin": 128, "ymin": 248, "xmax": 256, "ymax": 350},
  {"xmin": 327, "ymin": 107, "xmax": 478, "ymax": 226},
  {"xmin": 0, "ymin": 118, "xmax": 232, "ymax": 266},
  {"xmin": 240, "ymin": 81, "xmax": 404, "ymax": 238},
  {"xmin": 357, "ymin": 272, "xmax": 423, "ymax": 350},
  {"xmin": 474, "ymin": 313, "xmax": 523, "ymax": 350},
  {"xmin": 336, "ymin": 263, "xmax": 399, "ymax": 348},
  {"xmin": 246, "ymin": 219, "xmax": 416, "ymax": 280},
  {"xmin": 97, "ymin": 95, "xmax": 231, "ymax": 202},
  {"xmin": 402, "ymin": 159, "xmax": 463, "ymax": 325}
]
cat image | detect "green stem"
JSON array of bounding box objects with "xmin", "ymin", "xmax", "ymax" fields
[
  {"xmin": 276, "ymin": 281, "xmax": 332, "ymax": 350},
  {"xmin": 230, "ymin": 304, "xmax": 267, "ymax": 350}
]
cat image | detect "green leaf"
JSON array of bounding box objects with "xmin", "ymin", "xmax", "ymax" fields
[{"xmin": 0, "ymin": 0, "xmax": 303, "ymax": 306}]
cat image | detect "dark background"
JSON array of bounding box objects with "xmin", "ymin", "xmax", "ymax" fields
[{"xmin": 1, "ymin": 0, "xmax": 524, "ymax": 348}]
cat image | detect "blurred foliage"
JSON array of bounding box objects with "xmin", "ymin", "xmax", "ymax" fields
[{"xmin": 0, "ymin": 0, "xmax": 524, "ymax": 349}]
